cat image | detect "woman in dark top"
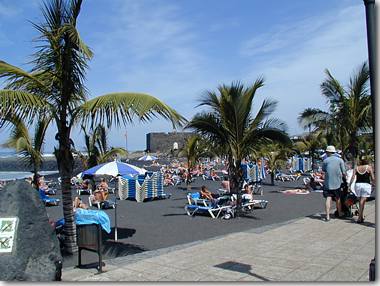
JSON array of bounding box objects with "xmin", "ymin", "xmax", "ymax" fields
[{"xmin": 349, "ymin": 158, "xmax": 375, "ymax": 223}]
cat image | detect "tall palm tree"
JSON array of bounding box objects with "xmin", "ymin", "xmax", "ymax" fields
[
  {"xmin": 187, "ymin": 80, "xmax": 290, "ymax": 211},
  {"xmin": 0, "ymin": 0, "xmax": 185, "ymax": 254},
  {"xmin": 298, "ymin": 63, "xmax": 371, "ymax": 160},
  {"xmin": 2, "ymin": 114, "xmax": 51, "ymax": 186},
  {"xmin": 178, "ymin": 135, "xmax": 214, "ymax": 190}
]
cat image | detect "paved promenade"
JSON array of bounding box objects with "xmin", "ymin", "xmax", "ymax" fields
[{"xmin": 62, "ymin": 201, "xmax": 375, "ymax": 282}]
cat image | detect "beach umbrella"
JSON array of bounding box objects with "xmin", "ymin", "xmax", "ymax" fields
[
  {"xmin": 80, "ymin": 160, "xmax": 147, "ymax": 177},
  {"xmin": 138, "ymin": 154, "xmax": 158, "ymax": 161},
  {"xmin": 79, "ymin": 160, "xmax": 146, "ymax": 242}
]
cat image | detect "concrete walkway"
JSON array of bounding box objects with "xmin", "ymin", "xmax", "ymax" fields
[{"xmin": 62, "ymin": 201, "xmax": 376, "ymax": 282}]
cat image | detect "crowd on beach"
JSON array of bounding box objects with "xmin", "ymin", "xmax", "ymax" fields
[{"xmin": 2, "ymin": 144, "xmax": 375, "ymax": 225}]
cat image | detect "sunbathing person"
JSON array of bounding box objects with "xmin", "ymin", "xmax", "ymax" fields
[
  {"xmin": 242, "ymin": 184, "xmax": 254, "ymax": 202},
  {"xmin": 210, "ymin": 169, "xmax": 221, "ymax": 181},
  {"xmin": 90, "ymin": 189, "xmax": 107, "ymax": 205},
  {"xmin": 98, "ymin": 178, "xmax": 109, "ymax": 191},
  {"xmin": 80, "ymin": 179, "xmax": 91, "ymax": 191},
  {"xmin": 73, "ymin": 196, "xmax": 89, "ymax": 209},
  {"xmin": 220, "ymin": 177, "xmax": 230, "ymax": 193},
  {"xmin": 200, "ymin": 185, "xmax": 219, "ymax": 201},
  {"xmin": 37, "ymin": 176, "xmax": 56, "ymax": 195}
]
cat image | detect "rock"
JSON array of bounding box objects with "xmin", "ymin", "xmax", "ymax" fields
[{"xmin": 0, "ymin": 181, "xmax": 62, "ymax": 281}]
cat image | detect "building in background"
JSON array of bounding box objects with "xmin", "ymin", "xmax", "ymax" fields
[{"xmin": 146, "ymin": 132, "xmax": 193, "ymax": 153}]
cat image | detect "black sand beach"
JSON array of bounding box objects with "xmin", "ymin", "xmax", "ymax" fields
[{"xmin": 43, "ymin": 175, "xmax": 324, "ymax": 269}]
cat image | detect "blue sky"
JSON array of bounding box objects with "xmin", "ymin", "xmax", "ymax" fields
[{"xmin": 0, "ymin": 0, "xmax": 369, "ymax": 152}]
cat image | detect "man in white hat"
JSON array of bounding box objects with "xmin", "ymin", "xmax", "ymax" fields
[{"xmin": 321, "ymin": 145, "xmax": 346, "ymax": 221}]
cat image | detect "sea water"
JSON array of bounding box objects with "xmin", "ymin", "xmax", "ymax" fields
[
  {"xmin": 0, "ymin": 150, "xmax": 58, "ymax": 180},
  {"xmin": 0, "ymin": 171, "xmax": 59, "ymax": 181}
]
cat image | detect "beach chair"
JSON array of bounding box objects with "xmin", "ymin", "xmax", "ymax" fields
[
  {"xmin": 184, "ymin": 192, "xmax": 232, "ymax": 219},
  {"xmin": 88, "ymin": 195, "xmax": 115, "ymax": 209},
  {"xmin": 38, "ymin": 189, "xmax": 60, "ymax": 206},
  {"xmin": 76, "ymin": 187, "xmax": 92, "ymax": 196},
  {"xmin": 231, "ymin": 194, "xmax": 268, "ymax": 211}
]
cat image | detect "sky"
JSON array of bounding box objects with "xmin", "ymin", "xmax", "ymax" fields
[{"xmin": 0, "ymin": 0, "xmax": 371, "ymax": 152}]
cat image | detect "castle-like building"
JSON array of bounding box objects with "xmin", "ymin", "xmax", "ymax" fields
[{"xmin": 146, "ymin": 131, "xmax": 194, "ymax": 153}]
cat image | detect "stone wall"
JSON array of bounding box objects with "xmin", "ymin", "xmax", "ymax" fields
[{"xmin": 146, "ymin": 132, "xmax": 194, "ymax": 153}]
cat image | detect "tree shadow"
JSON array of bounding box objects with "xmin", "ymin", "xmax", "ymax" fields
[
  {"xmin": 178, "ymin": 186, "xmax": 200, "ymax": 191},
  {"xmin": 214, "ymin": 261, "xmax": 271, "ymax": 281},
  {"xmin": 170, "ymin": 197, "xmax": 187, "ymax": 201},
  {"xmin": 235, "ymin": 213, "xmax": 260, "ymax": 220},
  {"xmin": 162, "ymin": 213, "xmax": 188, "ymax": 217}
]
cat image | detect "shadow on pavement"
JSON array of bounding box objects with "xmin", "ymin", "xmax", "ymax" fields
[
  {"xmin": 214, "ymin": 261, "xmax": 271, "ymax": 281},
  {"xmin": 344, "ymin": 220, "xmax": 376, "ymax": 228},
  {"xmin": 105, "ymin": 227, "xmax": 136, "ymax": 240},
  {"xmin": 102, "ymin": 241, "xmax": 147, "ymax": 257}
]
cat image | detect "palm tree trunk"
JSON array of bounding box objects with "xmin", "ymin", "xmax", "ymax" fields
[
  {"xmin": 187, "ymin": 167, "xmax": 192, "ymax": 191},
  {"xmin": 56, "ymin": 126, "xmax": 77, "ymax": 254},
  {"xmin": 271, "ymin": 172, "xmax": 275, "ymax": 186},
  {"xmin": 229, "ymin": 157, "xmax": 242, "ymax": 216}
]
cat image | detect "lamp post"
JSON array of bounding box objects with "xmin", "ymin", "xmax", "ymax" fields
[{"xmin": 363, "ymin": 0, "xmax": 376, "ymax": 148}]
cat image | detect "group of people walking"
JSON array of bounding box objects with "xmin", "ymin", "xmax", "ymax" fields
[{"xmin": 322, "ymin": 145, "xmax": 375, "ymax": 223}]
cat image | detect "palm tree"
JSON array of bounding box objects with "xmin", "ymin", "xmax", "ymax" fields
[
  {"xmin": 0, "ymin": 0, "xmax": 185, "ymax": 254},
  {"xmin": 256, "ymin": 143, "xmax": 291, "ymax": 185},
  {"xmin": 298, "ymin": 63, "xmax": 371, "ymax": 160},
  {"xmin": 187, "ymin": 80, "xmax": 290, "ymax": 211},
  {"xmin": 1, "ymin": 114, "xmax": 51, "ymax": 187},
  {"xmin": 76, "ymin": 124, "xmax": 127, "ymax": 169},
  {"xmin": 293, "ymin": 131, "xmax": 327, "ymax": 168},
  {"xmin": 178, "ymin": 135, "xmax": 214, "ymax": 190}
]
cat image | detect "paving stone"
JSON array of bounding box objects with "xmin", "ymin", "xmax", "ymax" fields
[
  {"xmin": 60, "ymin": 203, "xmax": 375, "ymax": 282},
  {"xmin": 282, "ymin": 264, "xmax": 332, "ymax": 281},
  {"xmin": 317, "ymin": 265, "xmax": 369, "ymax": 281}
]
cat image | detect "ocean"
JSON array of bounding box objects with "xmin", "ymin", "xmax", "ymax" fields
[
  {"xmin": 0, "ymin": 150, "xmax": 58, "ymax": 180},
  {"xmin": 0, "ymin": 171, "xmax": 59, "ymax": 181}
]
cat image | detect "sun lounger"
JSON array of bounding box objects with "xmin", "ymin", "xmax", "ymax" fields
[
  {"xmin": 88, "ymin": 196, "xmax": 115, "ymax": 209},
  {"xmin": 76, "ymin": 188, "xmax": 92, "ymax": 196},
  {"xmin": 38, "ymin": 189, "xmax": 60, "ymax": 206},
  {"xmin": 185, "ymin": 192, "xmax": 233, "ymax": 219}
]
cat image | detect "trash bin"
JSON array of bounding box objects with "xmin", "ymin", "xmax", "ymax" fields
[{"xmin": 76, "ymin": 223, "xmax": 104, "ymax": 273}]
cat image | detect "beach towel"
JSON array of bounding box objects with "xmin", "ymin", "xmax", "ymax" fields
[
  {"xmin": 75, "ymin": 208, "xmax": 111, "ymax": 233},
  {"xmin": 280, "ymin": 189, "xmax": 310, "ymax": 195}
]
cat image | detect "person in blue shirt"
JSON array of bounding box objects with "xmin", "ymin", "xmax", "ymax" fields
[{"xmin": 322, "ymin": 145, "xmax": 346, "ymax": 221}]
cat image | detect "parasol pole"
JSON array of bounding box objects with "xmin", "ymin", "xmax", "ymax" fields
[{"xmin": 114, "ymin": 175, "xmax": 119, "ymax": 241}]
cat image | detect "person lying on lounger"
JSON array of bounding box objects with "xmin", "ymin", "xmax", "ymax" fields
[
  {"xmin": 242, "ymin": 184, "xmax": 254, "ymax": 202},
  {"xmin": 200, "ymin": 185, "xmax": 220, "ymax": 200},
  {"xmin": 73, "ymin": 196, "xmax": 88, "ymax": 209},
  {"xmin": 97, "ymin": 178, "xmax": 109, "ymax": 191}
]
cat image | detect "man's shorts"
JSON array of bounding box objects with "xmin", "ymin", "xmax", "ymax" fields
[{"xmin": 323, "ymin": 188, "xmax": 341, "ymax": 199}]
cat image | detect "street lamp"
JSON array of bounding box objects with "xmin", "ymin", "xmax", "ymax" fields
[{"xmin": 363, "ymin": 0, "xmax": 376, "ymax": 147}]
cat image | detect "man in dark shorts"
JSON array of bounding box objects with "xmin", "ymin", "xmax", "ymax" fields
[{"xmin": 322, "ymin": 145, "xmax": 346, "ymax": 221}]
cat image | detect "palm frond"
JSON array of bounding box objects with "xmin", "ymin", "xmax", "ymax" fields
[
  {"xmin": 99, "ymin": 148, "xmax": 128, "ymax": 163},
  {"xmin": 77, "ymin": 92, "xmax": 187, "ymax": 129},
  {"xmin": 0, "ymin": 60, "xmax": 47, "ymax": 90}
]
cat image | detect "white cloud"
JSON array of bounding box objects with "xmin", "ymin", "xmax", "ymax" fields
[{"xmin": 239, "ymin": 4, "xmax": 368, "ymax": 136}]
